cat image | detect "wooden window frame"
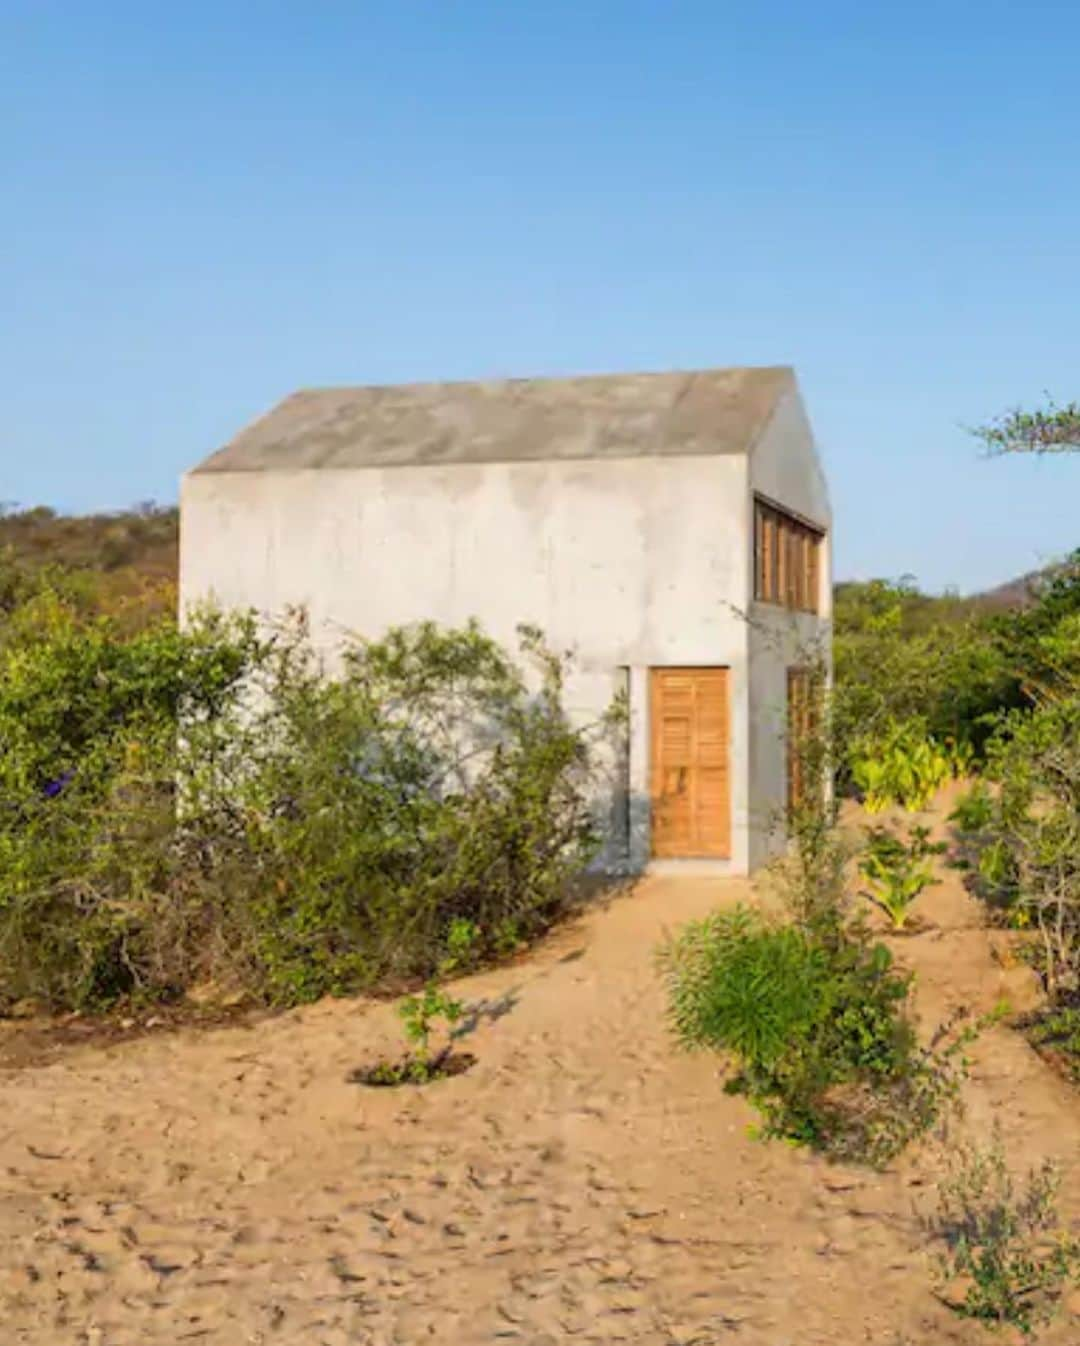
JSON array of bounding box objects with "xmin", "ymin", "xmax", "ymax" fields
[{"xmin": 753, "ymin": 497, "xmax": 824, "ymax": 615}]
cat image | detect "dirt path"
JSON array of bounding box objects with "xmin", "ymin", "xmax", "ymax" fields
[{"xmin": 2, "ymin": 813, "xmax": 1079, "ymax": 1345}]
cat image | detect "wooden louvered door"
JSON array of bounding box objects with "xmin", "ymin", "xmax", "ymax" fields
[{"xmin": 650, "ymin": 668, "xmax": 731, "ymax": 858}]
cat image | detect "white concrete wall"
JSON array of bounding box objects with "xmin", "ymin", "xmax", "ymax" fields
[
  {"xmin": 181, "ymin": 453, "xmax": 755, "ymax": 872},
  {"xmin": 746, "ymin": 385, "xmax": 833, "ymax": 869}
]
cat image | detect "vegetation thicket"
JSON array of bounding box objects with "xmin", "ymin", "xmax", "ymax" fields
[{"xmin": 0, "ymin": 521, "xmax": 621, "ymax": 1009}]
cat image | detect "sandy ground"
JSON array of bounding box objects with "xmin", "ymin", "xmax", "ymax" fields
[{"xmin": 2, "ymin": 799, "xmax": 1080, "ymax": 1345}]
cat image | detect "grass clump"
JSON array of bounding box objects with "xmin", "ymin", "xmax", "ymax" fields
[
  {"xmin": 1024, "ymin": 1006, "xmax": 1080, "ymax": 1085},
  {"xmin": 931, "ymin": 1130, "xmax": 1080, "ymax": 1337}
]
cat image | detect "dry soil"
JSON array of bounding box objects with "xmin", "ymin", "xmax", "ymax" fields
[{"xmin": 2, "ymin": 797, "xmax": 1079, "ymax": 1345}]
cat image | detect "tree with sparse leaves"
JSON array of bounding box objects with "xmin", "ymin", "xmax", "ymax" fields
[{"xmin": 973, "ymin": 398, "xmax": 1080, "ymax": 455}]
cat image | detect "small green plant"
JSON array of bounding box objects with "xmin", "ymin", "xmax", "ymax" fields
[
  {"xmin": 859, "ymin": 823, "xmax": 945, "ymax": 930},
  {"xmin": 440, "ymin": 918, "xmax": 481, "ymax": 975},
  {"xmin": 932, "ymin": 1129, "xmax": 1080, "ymax": 1337},
  {"xmin": 398, "ymin": 984, "xmax": 465, "ymax": 1071},
  {"xmin": 851, "ymin": 719, "xmax": 966, "ymax": 813},
  {"xmin": 949, "ymin": 781, "xmax": 996, "ymax": 835},
  {"xmin": 352, "ymin": 984, "xmax": 467, "ymax": 1087}
]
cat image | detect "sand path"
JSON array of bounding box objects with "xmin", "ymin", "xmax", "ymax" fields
[{"xmin": 2, "ymin": 824, "xmax": 1079, "ymax": 1344}]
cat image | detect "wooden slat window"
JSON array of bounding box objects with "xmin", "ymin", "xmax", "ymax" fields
[
  {"xmin": 754, "ymin": 497, "xmax": 824, "ymax": 614},
  {"xmin": 787, "ymin": 666, "xmax": 814, "ymax": 815}
]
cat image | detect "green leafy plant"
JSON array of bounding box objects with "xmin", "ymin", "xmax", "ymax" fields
[
  {"xmin": 859, "ymin": 823, "xmax": 945, "ymax": 930},
  {"xmin": 932, "ymin": 1130, "xmax": 1080, "ymax": 1337},
  {"xmin": 440, "ymin": 917, "xmax": 481, "ymax": 975},
  {"xmin": 980, "ymin": 684, "xmax": 1080, "ymax": 998},
  {"xmin": 658, "ymin": 903, "xmax": 969, "ymax": 1165},
  {"xmin": 1025, "ymin": 1006, "xmax": 1080, "ymax": 1085},
  {"xmin": 348, "ymin": 984, "xmax": 468, "ymax": 1087},
  {"xmin": 832, "ymin": 580, "xmax": 1020, "ymax": 793},
  {"xmin": 850, "ymin": 719, "xmax": 965, "ymax": 813},
  {"xmin": 396, "ymin": 984, "xmax": 466, "ymax": 1081},
  {"xmin": 949, "ymin": 781, "xmax": 996, "ymax": 835}
]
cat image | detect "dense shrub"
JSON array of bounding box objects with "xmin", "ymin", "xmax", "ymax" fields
[
  {"xmin": 659, "ymin": 902, "xmax": 968, "ymax": 1164},
  {"xmin": 833, "ymin": 580, "xmax": 1019, "ymax": 787},
  {"xmin": 661, "ymin": 679, "xmax": 976, "ymax": 1165},
  {"xmin": 979, "ymin": 694, "xmax": 1080, "ymax": 993},
  {"xmin": 0, "ymin": 613, "xmax": 618, "ymax": 1011}
]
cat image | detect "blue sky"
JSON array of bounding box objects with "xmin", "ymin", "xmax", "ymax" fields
[{"xmin": 3, "ymin": 1, "xmax": 1079, "ymax": 592}]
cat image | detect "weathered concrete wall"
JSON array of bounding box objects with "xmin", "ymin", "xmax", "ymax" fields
[
  {"xmin": 181, "ymin": 453, "xmax": 755, "ymax": 872},
  {"xmin": 746, "ymin": 385, "xmax": 833, "ymax": 870}
]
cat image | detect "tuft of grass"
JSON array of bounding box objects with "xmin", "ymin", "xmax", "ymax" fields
[{"xmin": 931, "ymin": 1128, "xmax": 1080, "ymax": 1338}]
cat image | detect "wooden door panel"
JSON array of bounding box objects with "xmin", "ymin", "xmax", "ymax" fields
[{"xmin": 650, "ymin": 668, "xmax": 731, "ymax": 858}]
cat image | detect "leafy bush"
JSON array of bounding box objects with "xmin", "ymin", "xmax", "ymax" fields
[
  {"xmin": 849, "ymin": 718, "xmax": 968, "ymax": 813},
  {"xmin": 833, "ymin": 558, "xmax": 1080, "ymax": 799},
  {"xmin": 932, "ymin": 1130, "xmax": 1080, "ymax": 1337},
  {"xmin": 1025, "ymin": 1006, "xmax": 1080, "ymax": 1084},
  {"xmin": 663, "ymin": 693, "xmax": 977, "ymax": 1167},
  {"xmin": 659, "ymin": 903, "xmax": 967, "ymax": 1164},
  {"xmin": 949, "ymin": 781, "xmax": 996, "ymax": 836},
  {"xmin": 0, "ymin": 615, "xmax": 617, "ymax": 1011},
  {"xmin": 859, "ymin": 823, "xmax": 945, "ymax": 930},
  {"xmin": 833, "ymin": 580, "xmax": 1019, "ymax": 788},
  {"xmin": 980, "ymin": 692, "xmax": 1080, "ymax": 998}
]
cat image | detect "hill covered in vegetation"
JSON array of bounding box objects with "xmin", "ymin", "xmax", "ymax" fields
[{"xmin": 0, "ymin": 504, "xmax": 178, "ymax": 630}]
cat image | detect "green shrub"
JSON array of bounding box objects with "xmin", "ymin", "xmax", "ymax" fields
[
  {"xmin": 833, "ymin": 580, "xmax": 1019, "ymax": 788},
  {"xmin": 658, "ymin": 904, "xmax": 965, "ymax": 1163},
  {"xmin": 948, "ymin": 780, "xmax": 996, "ymax": 835},
  {"xmin": 849, "ymin": 718, "xmax": 967, "ymax": 813},
  {"xmin": 1025, "ymin": 1006, "xmax": 1080, "ymax": 1084},
  {"xmin": 932, "ymin": 1130, "xmax": 1080, "ymax": 1337},
  {"xmin": 0, "ymin": 615, "xmax": 616, "ymax": 1011},
  {"xmin": 979, "ymin": 691, "xmax": 1080, "ymax": 996},
  {"xmin": 859, "ymin": 823, "xmax": 945, "ymax": 930}
]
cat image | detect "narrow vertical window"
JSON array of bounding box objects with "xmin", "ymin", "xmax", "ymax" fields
[
  {"xmin": 611, "ymin": 666, "xmax": 631, "ymax": 859},
  {"xmin": 787, "ymin": 666, "xmax": 811, "ymax": 814}
]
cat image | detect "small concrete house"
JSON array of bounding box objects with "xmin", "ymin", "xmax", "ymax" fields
[{"xmin": 180, "ymin": 365, "xmax": 831, "ymax": 875}]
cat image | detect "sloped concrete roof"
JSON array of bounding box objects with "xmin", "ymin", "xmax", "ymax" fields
[{"xmin": 190, "ymin": 366, "xmax": 794, "ymax": 474}]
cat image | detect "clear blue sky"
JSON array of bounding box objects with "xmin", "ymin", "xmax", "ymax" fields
[{"xmin": 4, "ymin": 1, "xmax": 1079, "ymax": 592}]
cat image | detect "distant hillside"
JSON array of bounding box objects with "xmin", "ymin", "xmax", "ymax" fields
[
  {"xmin": 0, "ymin": 505, "xmax": 178, "ymax": 625},
  {"xmin": 0, "ymin": 504, "xmax": 178, "ymax": 578},
  {"xmin": 972, "ymin": 563, "xmax": 1068, "ymax": 611}
]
